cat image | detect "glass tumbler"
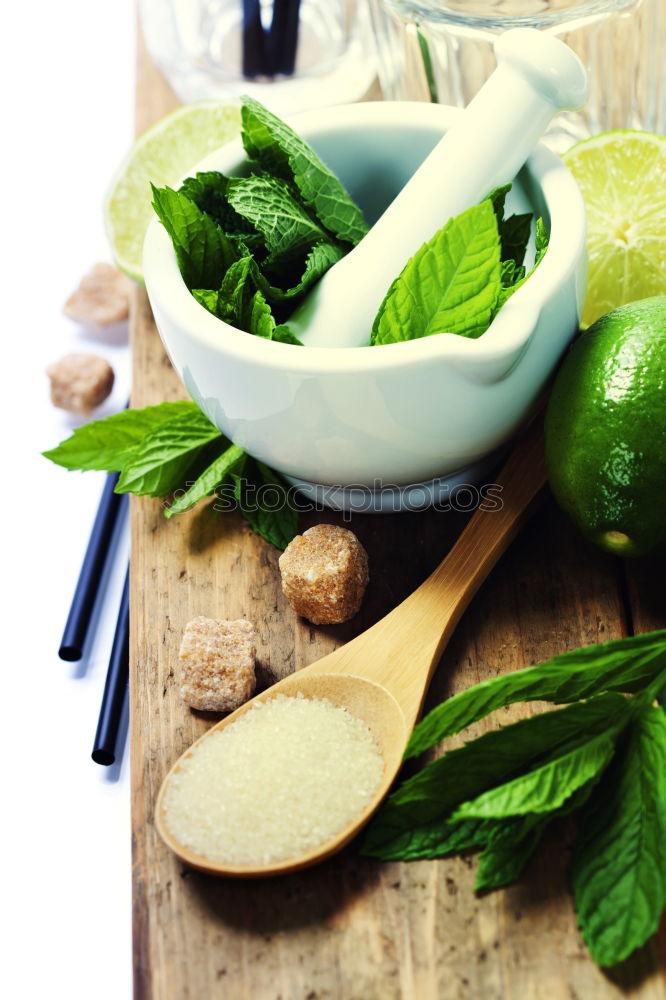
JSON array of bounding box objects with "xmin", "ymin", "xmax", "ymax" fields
[
  {"xmin": 367, "ymin": 0, "xmax": 666, "ymax": 150},
  {"xmin": 139, "ymin": 0, "xmax": 377, "ymax": 115}
]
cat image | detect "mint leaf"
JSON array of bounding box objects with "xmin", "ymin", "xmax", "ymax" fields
[
  {"xmin": 362, "ymin": 694, "xmax": 627, "ymax": 859},
  {"xmin": 571, "ymin": 706, "xmax": 666, "ymax": 966},
  {"xmin": 226, "ymin": 175, "xmax": 331, "ymax": 265},
  {"xmin": 193, "ymin": 260, "xmax": 279, "ymax": 339},
  {"xmin": 499, "ymin": 212, "xmax": 532, "ymax": 267},
  {"xmin": 247, "ymin": 289, "xmax": 277, "ymax": 339},
  {"xmin": 151, "ymin": 184, "xmax": 238, "ymax": 290},
  {"xmin": 42, "ymin": 401, "xmax": 198, "ymax": 472},
  {"xmin": 475, "ymin": 777, "xmax": 606, "ymax": 894},
  {"xmin": 250, "ymin": 242, "xmax": 344, "ymax": 302},
  {"xmin": 116, "ymin": 409, "xmax": 223, "ymax": 497},
  {"xmin": 212, "ymin": 256, "xmax": 255, "ymax": 323},
  {"xmin": 230, "ymin": 459, "xmax": 298, "ymax": 549},
  {"xmin": 272, "ymin": 323, "xmax": 303, "ymax": 345},
  {"xmin": 371, "ymin": 200, "xmax": 502, "ymax": 345},
  {"xmin": 488, "ymin": 183, "xmax": 512, "ymax": 222},
  {"xmin": 406, "ymin": 630, "xmax": 666, "ymax": 758},
  {"xmin": 534, "ymin": 217, "xmax": 549, "ymax": 267},
  {"xmin": 453, "ymin": 731, "xmax": 616, "ymax": 820},
  {"xmin": 165, "ymin": 443, "xmax": 246, "ymax": 518},
  {"xmin": 240, "ymin": 96, "xmax": 368, "ymax": 246},
  {"xmin": 179, "ymin": 171, "xmax": 263, "ymax": 249},
  {"xmin": 474, "ymin": 814, "xmax": 548, "ymax": 892}
]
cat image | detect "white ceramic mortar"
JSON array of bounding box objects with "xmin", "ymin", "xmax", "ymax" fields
[{"xmin": 143, "ymin": 101, "xmax": 586, "ymax": 509}]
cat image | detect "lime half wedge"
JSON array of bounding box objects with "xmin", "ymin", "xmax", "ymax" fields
[
  {"xmin": 104, "ymin": 101, "xmax": 241, "ymax": 283},
  {"xmin": 563, "ymin": 130, "xmax": 666, "ymax": 329}
]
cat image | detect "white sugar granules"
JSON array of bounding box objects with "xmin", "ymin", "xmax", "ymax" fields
[{"xmin": 163, "ymin": 693, "xmax": 385, "ymax": 866}]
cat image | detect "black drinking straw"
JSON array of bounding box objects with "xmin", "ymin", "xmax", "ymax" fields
[
  {"xmin": 268, "ymin": 0, "xmax": 302, "ymax": 75},
  {"xmin": 58, "ymin": 472, "xmax": 127, "ymax": 661},
  {"xmin": 242, "ymin": 0, "xmax": 268, "ymax": 77},
  {"xmin": 92, "ymin": 568, "xmax": 130, "ymax": 766}
]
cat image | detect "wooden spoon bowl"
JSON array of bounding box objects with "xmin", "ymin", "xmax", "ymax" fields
[{"xmin": 156, "ymin": 416, "xmax": 546, "ymax": 877}]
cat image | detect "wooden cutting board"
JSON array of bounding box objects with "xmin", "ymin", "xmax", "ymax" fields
[{"xmin": 129, "ymin": 30, "xmax": 666, "ymax": 1000}]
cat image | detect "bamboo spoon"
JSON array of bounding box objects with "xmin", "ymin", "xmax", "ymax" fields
[{"xmin": 156, "ymin": 417, "xmax": 547, "ymax": 877}]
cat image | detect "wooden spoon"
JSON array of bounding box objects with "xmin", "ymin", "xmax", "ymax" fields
[{"xmin": 156, "ymin": 416, "xmax": 547, "ymax": 876}]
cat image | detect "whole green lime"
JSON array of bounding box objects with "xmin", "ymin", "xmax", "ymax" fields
[{"xmin": 545, "ymin": 296, "xmax": 666, "ymax": 557}]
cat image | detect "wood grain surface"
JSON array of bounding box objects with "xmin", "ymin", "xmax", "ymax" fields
[{"xmin": 129, "ymin": 30, "xmax": 666, "ymax": 1000}]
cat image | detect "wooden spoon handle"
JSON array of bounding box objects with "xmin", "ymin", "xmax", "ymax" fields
[{"xmin": 342, "ymin": 416, "xmax": 547, "ymax": 726}]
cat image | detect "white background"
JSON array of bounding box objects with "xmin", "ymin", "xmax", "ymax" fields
[{"xmin": 3, "ymin": 2, "xmax": 135, "ymax": 997}]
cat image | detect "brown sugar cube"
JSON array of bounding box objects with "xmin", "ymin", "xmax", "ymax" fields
[
  {"xmin": 46, "ymin": 352, "xmax": 114, "ymax": 414},
  {"xmin": 179, "ymin": 617, "xmax": 257, "ymax": 713},
  {"xmin": 278, "ymin": 524, "xmax": 369, "ymax": 625},
  {"xmin": 63, "ymin": 262, "xmax": 132, "ymax": 327}
]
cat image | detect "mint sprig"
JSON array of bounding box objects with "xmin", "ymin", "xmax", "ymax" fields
[
  {"xmin": 43, "ymin": 402, "xmax": 298, "ymax": 549},
  {"xmin": 362, "ymin": 630, "xmax": 666, "ymax": 968}
]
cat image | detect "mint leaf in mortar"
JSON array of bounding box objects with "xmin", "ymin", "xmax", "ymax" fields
[
  {"xmin": 226, "ymin": 174, "xmax": 335, "ymax": 266},
  {"xmin": 249, "ymin": 242, "xmax": 344, "ymax": 303},
  {"xmin": 151, "ymin": 185, "xmax": 239, "ymax": 291},
  {"xmin": 179, "ymin": 171, "xmax": 264, "ymax": 250},
  {"xmin": 240, "ymin": 95, "xmax": 369, "ymax": 247},
  {"xmin": 370, "ymin": 199, "xmax": 502, "ymax": 344}
]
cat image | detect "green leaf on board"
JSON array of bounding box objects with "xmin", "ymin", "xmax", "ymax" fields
[
  {"xmin": 230, "ymin": 459, "xmax": 299, "ymax": 549},
  {"xmin": 571, "ymin": 706, "xmax": 666, "ymax": 966},
  {"xmin": 115, "ymin": 409, "xmax": 223, "ymax": 497},
  {"xmin": 406, "ymin": 630, "xmax": 666, "ymax": 759},
  {"xmin": 362, "ymin": 693, "xmax": 628, "ymax": 859},
  {"xmin": 164, "ymin": 443, "xmax": 246, "ymax": 518},
  {"xmin": 41, "ymin": 401, "xmax": 198, "ymax": 472},
  {"xmin": 452, "ymin": 731, "xmax": 616, "ymax": 821}
]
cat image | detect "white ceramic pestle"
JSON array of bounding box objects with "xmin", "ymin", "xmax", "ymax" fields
[{"xmin": 287, "ymin": 28, "xmax": 588, "ymax": 349}]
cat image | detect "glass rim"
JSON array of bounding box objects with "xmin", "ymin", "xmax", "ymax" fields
[{"xmin": 382, "ymin": 0, "xmax": 638, "ymax": 31}]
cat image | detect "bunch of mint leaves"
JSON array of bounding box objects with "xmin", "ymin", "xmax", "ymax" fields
[
  {"xmin": 153, "ymin": 95, "xmax": 547, "ymax": 346},
  {"xmin": 150, "ymin": 95, "xmax": 369, "ymax": 342},
  {"xmin": 42, "ymin": 401, "xmax": 298, "ymax": 549},
  {"xmin": 362, "ymin": 630, "xmax": 666, "ymax": 968}
]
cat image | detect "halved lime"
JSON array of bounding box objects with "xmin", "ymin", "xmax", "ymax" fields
[
  {"xmin": 563, "ymin": 131, "xmax": 666, "ymax": 329},
  {"xmin": 104, "ymin": 102, "xmax": 241, "ymax": 283}
]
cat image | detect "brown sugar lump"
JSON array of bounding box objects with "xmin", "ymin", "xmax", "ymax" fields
[
  {"xmin": 46, "ymin": 352, "xmax": 114, "ymax": 414},
  {"xmin": 63, "ymin": 262, "xmax": 131, "ymax": 327},
  {"xmin": 179, "ymin": 617, "xmax": 257, "ymax": 713},
  {"xmin": 278, "ymin": 524, "xmax": 369, "ymax": 625}
]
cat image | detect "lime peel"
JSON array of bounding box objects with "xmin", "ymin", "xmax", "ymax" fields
[{"xmin": 563, "ymin": 130, "xmax": 666, "ymax": 329}]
